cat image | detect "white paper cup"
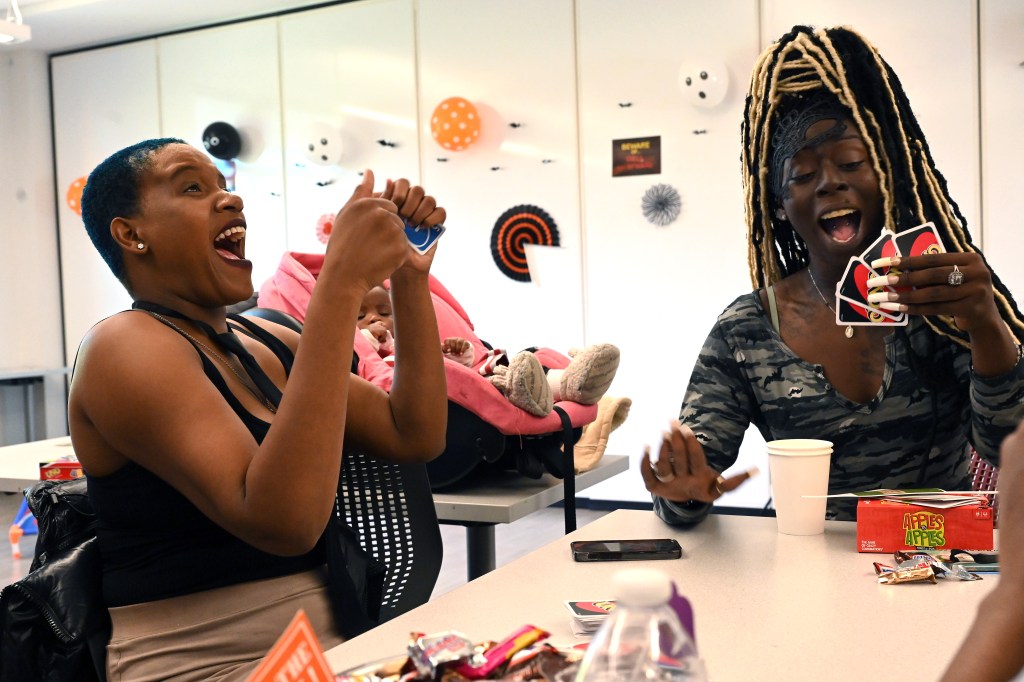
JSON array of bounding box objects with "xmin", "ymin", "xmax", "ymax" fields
[{"xmin": 767, "ymin": 439, "xmax": 833, "ymax": 535}]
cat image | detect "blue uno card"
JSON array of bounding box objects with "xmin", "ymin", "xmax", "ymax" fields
[{"xmin": 403, "ymin": 219, "xmax": 446, "ymax": 254}]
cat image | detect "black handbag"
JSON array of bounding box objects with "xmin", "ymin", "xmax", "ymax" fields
[{"xmin": 0, "ymin": 479, "xmax": 109, "ymax": 681}]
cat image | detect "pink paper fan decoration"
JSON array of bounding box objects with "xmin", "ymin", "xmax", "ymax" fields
[{"xmin": 316, "ymin": 213, "xmax": 336, "ymax": 244}]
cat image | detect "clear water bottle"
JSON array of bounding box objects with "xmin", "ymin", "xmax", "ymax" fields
[{"xmin": 572, "ymin": 567, "xmax": 706, "ymax": 681}]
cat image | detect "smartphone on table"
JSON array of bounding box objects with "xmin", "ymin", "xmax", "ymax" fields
[{"xmin": 570, "ymin": 538, "xmax": 682, "ymax": 562}]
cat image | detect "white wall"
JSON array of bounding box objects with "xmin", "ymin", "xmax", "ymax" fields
[
  {"xmin": 278, "ymin": 0, "xmax": 421, "ymax": 255},
  {"xmin": 52, "ymin": 41, "xmax": 159, "ymax": 367},
  {"xmin": 417, "ymin": 0, "xmax": 585, "ymax": 355},
  {"xmin": 0, "ymin": 50, "xmax": 66, "ymax": 445},
  {"xmin": 6, "ymin": 0, "xmax": 1022, "ymax": 507},
  {"xmin": 979, "ymin": 1, "xmax": 1024, "ymax": 303},
  {"xmin": 158, "ymin": 19, "xmax": 289, "ymax": 291},
  {"xmin": 576, "ymin": 0, "xmax": 762, "ymax": 504}
]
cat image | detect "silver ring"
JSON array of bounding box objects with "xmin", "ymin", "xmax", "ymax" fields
[
  {"xmin": 650, "ymin": 461, "xmax": 675, "ymax": 483},
  {"xmin": 947, "ymin": 264, "xmax": 964, "ymax": 287}
]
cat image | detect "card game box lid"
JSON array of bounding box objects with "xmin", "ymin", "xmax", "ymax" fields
[
  {"xmin": 39, "ymin": 454, "xmax": 84, "ymax": 481},
  {"xmin": 856, "ymin": 496, "xmax": 993, "ymax": 554}
]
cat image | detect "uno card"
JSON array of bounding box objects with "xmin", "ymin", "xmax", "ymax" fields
[
  {"xmin": 403, "ymin": 219, "xmax": 446, "ymax": 255},
  {"xmin": 860, "ymin": 229, "xmax": 899, "ymax": 275},
  {"xmin": 837, "ymin": 257, "xmax": 887, "ymax": 305},
  {"xmin": 564, "ymin": 600, "xmax": 617, "ymax": 618},
  {"xmin": 836, "ymin": 293, "xmax": 906, "ymax": 324},
  {"xmin": 894, "ymin": 222, "xmax": 944, "ymax": 258},
  {"xmin": 835, "ymin": 257, "xmax": 906, "ymax": 325}
]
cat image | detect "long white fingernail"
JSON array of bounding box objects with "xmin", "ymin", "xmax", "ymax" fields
[
  {"xmin": 878, "ymin": 302, "xmax": 907, "ymax": 312},
  {"xmin": 870, "ymin": 256, "xmax": 901, "ymax": 269},
  {"xmin": 867, "ymin": 291, "xmax": 895, "ymax": 303},
  {"xmin": 866, "ymin": 274, "xmax": 899, "ymax": 288}
]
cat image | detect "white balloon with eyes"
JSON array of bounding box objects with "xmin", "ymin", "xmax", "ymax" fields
[
  {"xmin": 302, "ymin": 123, "xmax": 343, "ymax": 166},
  {"xmin": 678, "ymin": 60, "xmax": 730, "ymax": 109}
]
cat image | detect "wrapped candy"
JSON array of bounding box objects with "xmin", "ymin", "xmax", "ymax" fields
[
  {"xmin": 450, "ymin": 625, "xmax": 550, "ymax": 679},
  {"xmin": 408, "ymin": 631, "xmax": 482, "ymax": 678}
]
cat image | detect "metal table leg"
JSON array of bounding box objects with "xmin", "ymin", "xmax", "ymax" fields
[
  {"xmin": 465, "ymin": 523, "xmax": 496, "ymax": 581},
  {"xmin": 0, "ymin": 377, "xmax": 42, "ymax": 443}
]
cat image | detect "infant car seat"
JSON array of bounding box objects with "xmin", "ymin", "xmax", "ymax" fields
[{"xmin": 258, "ymin": 253, "xmax": 600, "ymax": 531}]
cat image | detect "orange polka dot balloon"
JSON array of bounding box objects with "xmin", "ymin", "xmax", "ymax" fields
[
  {"xmin": 430, "ymin": 97, "xmax": 481, "ymax": 152},
  {"xmin": 66, "ymin": 176, "xmax": 87, "ymax": 216}
]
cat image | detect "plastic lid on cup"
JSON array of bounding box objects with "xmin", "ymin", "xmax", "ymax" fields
[{"xmin": 767, "ymin": 439, "xmax": 833, "ymax": 454}]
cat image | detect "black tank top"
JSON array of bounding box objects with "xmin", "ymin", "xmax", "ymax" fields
[{"xmin": 87, "ymin": 310, "xmax": 325, "ymax": 608}]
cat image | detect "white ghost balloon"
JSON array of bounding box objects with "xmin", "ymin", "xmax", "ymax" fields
[
  {"xmin": 678, "ymin": 61, "xmax": 729, "ymax": 109},
  {"xmin": 302, "ymin": 123, "xmax": 343, "ymax": 166}
]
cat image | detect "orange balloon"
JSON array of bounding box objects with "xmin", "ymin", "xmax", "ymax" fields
[
  {"xmin": 430, "ymin": 97, "xmax": 481, "ymax": 152},
  {"xmin": 66, "ymin": 176, "xmax": 87, "ymax": 216}
]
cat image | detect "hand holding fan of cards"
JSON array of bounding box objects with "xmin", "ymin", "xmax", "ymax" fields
[{"xmin": 835, "ymin": 222, "xmax": 944, "ymax": 328}]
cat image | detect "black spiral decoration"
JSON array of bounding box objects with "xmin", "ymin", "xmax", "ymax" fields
[
  {"xmin": 641, "ymin": 183, "xmax": 682, "ymax": 227},
  {"xmin": 490, "ymin": 205, "xmax": 560, "ymax": 282}
]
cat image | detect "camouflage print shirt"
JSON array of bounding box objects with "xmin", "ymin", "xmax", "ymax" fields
[{"xmin": 655, "ymin": 292, "xmax": 1024, "ymax": 525}]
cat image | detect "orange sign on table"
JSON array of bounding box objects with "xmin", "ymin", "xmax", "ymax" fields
[{"xmin": 246, "ymin": 609, "xmax": 334, "ymax": 682}]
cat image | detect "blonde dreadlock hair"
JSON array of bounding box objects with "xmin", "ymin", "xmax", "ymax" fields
[{"xmin": 742, "ymin": 25, "xmax": 1024, "ymax": 348}]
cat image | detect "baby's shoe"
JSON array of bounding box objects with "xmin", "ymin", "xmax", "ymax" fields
[
  {"xmin": 560, "ymin": 344, "xmax": 620, "ymax": 404},
  {"xmin": 496, "ymin": 352, "xmax": 553, "ymax": 416}
]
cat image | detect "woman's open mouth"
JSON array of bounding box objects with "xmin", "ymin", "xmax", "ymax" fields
[
  {"xmin": 213, "ymin": 225, "xmax": 248, "ymax": 264},
  {"xmin": 819, "ymin": 208, "xmax": 861, "ymax": 244}
]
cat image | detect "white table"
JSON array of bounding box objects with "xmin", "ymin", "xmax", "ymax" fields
[
  {"xmin": 325, "ymin": 509, "xmax": 998, "ymax": 680},
  {"xmin": 433, "ymin": 455, "xmax": 629, "ymax": 580},
  {"xmin": 0, "ymin": 367, "xmax": 70, "ymax": 442},
  {"xmin": 0, "ymin": 436, "xmax": 75, "ymax": 492}
]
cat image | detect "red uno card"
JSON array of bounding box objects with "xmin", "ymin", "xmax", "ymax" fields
[
  {"xmin": 894, "ymin": 222, "xmax": 945, "ymax": 258},
  {"xmin": 860, "ymin": 230, "xmax": 899, "ymax": 275},
  {"xmin": 837, "ymin": 257, "xmax": 883, "ymax": 305},
  {"xmin": 564, "ymin": 600, "xmax": 617, "ymax": 618},
  {"xmin": 835, "ymin": 257, "xmax": 906, "ymax": 325},
  {"xmin": 836, "ymin": 293, "xmax": 906, "ymax": 324}
]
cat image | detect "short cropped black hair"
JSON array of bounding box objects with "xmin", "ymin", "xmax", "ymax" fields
[{"xmin": 80, "ymin": 138, "xmax": 185, "ymax": 282}]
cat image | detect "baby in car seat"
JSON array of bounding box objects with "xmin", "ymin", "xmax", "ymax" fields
[{"xmin": 357, "ymin": 284, "xmax": 619, "ymax": 417}]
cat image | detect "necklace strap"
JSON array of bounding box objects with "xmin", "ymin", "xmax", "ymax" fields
[
  {"xmin": 806, "ymin": 270, "xmax": 855, "ymax": 339},
  {"xmin": 134, "ymin": 301, "xmax": 282, "ymax": 409},
  {"xmin": 807, "ymin": 269, "xmax": 836, "ymax": 314}
]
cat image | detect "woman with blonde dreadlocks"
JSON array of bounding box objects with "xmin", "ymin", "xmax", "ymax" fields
[{"xmin": 643, "ymin": 25, "xmax": 1024, "ymax": 524}]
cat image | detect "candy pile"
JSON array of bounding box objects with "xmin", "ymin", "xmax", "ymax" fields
[
  {"xmin": 873, "ymin": 549, "xmax": 982, "ymax": 585},
  {"xmin": 337, "ymin": 625, "xmax": 581, "ymax": 681}
]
